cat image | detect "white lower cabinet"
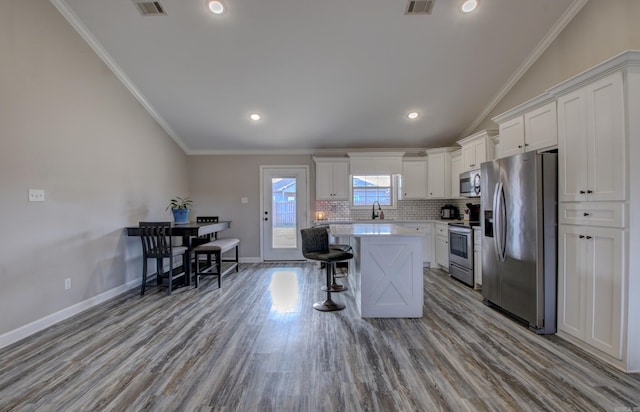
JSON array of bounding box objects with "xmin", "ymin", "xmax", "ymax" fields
[
  {"xmin": 401, "ymin": 223, "xmax": 433, "ymax": 267},
  {"xmin": 435, "ymin": 223, "xmax": 449, "ymax": 271},
  {"xmin": 558, "ymin": 224, "xmax": 624, "ymax": 360}
]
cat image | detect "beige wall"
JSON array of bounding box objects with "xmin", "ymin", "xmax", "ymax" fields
[
  {"xmin": 475, "ymin": 0, "xmax": 640, "ymax": 132},
  {"xmin": 0, "ymin": 0, "xmax": 188, "ymax": 337},
  {"xmin": 188, "ymin": 155, "xmax": 316, "ymax": 259}
]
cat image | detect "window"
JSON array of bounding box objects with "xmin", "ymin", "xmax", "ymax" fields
[{"xmin": 352, "ymin": 175, "xmax": 394, "ymax": 207}]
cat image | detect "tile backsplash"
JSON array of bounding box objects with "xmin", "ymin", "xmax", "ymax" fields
[{"xmin": 315, "ymin": 198, "xmax": 479, "ymax": 221}]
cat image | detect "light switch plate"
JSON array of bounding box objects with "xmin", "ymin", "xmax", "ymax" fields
[
  {"xmin": 29, "ymin": 189, "xmax": 45, "ymax": 202},
  {"xmin": 241, "ymin": 197, "xmax": 248, "ymax": 204}
]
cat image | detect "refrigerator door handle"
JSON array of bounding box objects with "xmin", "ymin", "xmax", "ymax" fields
[
  {"xmin": 498, "ymin": 182, "xmax": 507, "ymax": 262},
  {"xmin": 492, "ymin": 182, "xmax": 502, "ymax": 263},
  {"xmin": 494, "ymin": 182, "xmax": 507, "ymax": 263}
]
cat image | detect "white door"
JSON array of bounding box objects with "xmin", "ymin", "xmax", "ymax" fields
[{"xmin": 261, "ymin": 166, "xmax": 308, "ymax": 261}]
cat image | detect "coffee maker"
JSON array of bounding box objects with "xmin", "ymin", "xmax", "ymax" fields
[
  {"xmin": 440, "ymin": 204, "xmax": 459, "ymax": 220},
  {"xmin": 466, "ymin": 203, "xmax": 480, "ymax": 222}
]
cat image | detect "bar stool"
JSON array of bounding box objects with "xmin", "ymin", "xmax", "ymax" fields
[
  {"xmin": 300, "ymin": 227, "xmax": 353, "ymax": 312},
  {"xmin": 330, "ymin": 244, "xmax": 352, "ymax": 279}
]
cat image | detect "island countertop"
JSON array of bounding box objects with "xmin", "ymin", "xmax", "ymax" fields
[{"xmin": 329, "ymin": 223, "xmax": 427, "ymax": 237}]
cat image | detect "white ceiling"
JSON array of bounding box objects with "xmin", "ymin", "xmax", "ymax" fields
[{"xmin": 54, "ymin": 0, "xmax": 583, "ymax": 154}]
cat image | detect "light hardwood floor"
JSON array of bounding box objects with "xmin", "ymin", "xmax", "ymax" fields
[{"xmin": 0, "ymin": 264, "xmax": 638, "ymax": 411}]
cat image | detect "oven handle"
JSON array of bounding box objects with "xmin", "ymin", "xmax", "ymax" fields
[{"xmin": 448, "ymin": 226, "xmax": 472, "ymax": 235}]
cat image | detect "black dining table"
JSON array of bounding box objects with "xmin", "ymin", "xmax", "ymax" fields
[{"xmin": 125, "ymin": 220, "xmax": 232, "ymax": 287}]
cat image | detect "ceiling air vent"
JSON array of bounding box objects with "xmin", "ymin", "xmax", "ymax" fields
[
  {"xmin": 133, "ymin": 1, "xmax": 167, "ymax": 16},
  {"xmin": 405, "ymin": 0, "xmax": 435, "ymax": 15}
]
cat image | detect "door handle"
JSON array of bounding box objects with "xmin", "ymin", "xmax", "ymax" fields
[
  {"xmin": 264, "ymin": 217, "xmax": 269, "ymax": 221},
  {"xmin": 583, "ymin": 212, "xmax": 590, "ymax": 217}
]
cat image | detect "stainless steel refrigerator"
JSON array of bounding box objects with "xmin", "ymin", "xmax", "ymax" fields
[{"xmin": 480, "ymin": 151, "xmax": 557, "ymax": 334}]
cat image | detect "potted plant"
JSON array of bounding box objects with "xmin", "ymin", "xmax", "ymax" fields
[{"xmin": 166, "ymin": 196, "xmax": 193, "ymax": 224}]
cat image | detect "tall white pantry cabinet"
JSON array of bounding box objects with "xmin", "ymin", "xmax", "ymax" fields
[{"xmin": 549, "ymin": 51, "xmax": 640, "ymax": 373}]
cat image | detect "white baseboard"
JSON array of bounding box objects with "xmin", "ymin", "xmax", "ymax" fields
[
  {"xmin": 239, "ymin": 257, "xmax": 261, "ymax": 263},
  {"xmin": 0, "ymin": 278, "xmax": 140, "ymax": 350},
  {"xmin": 1, "ymin": 259, "xmax": 258, "ymax": 349}
]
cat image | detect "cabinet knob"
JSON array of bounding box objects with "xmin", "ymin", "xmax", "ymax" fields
[
  {"xmin": 583, "ymin": 212, "xmax": 590, "ymax": 217},
  {"xmin": 579, "ymin": 190, "xmax": 586, "ymax": 194},
  {"xmin": 586, "ymin": 236, "xmax": 592, "ymax": 240},
  {"xmin": 579, "ymin": 235, "xmax": 585, "ymax": 239},
  {"xmin": 587, "ymin": 190, "xmax": 593, "ymax": 194},
  {"xmin": 518, "ymin": 145, "xmax": 523, "ymax": 148}
]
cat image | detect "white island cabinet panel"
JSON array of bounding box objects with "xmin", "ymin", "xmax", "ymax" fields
[
  {"xmin": 360, "ymin": 236, "xmax": 423, "ymax": 318},
  {"xmin": 330, "ymin": 223, "xmax": 424, "ymax": 318}
]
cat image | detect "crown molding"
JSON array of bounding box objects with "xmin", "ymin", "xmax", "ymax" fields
[
  {"xmin": 50, "ymin": 0, "xmax": 190, "ymax": 153},
  {"xmin": 459, "ymin": 0, "xmax": 589, "ymax": 138},
  {"xmin": 187, "ymin": 148, "xmax": 316, "ymax": 155},
  {"xmin": 547, "ymin": 50, "xmax": 640, "ymax": 96}
]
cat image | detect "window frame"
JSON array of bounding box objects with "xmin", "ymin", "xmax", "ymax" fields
[{"xmin": 350, "ymin": 174, "xmax": 398, "ymax": 210}]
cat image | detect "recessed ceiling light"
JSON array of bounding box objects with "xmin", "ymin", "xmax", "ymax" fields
[
  {"xmin": 460, "ymin": 0, "xmax": 478, "ymax": 13},
  {"xmin": 207, "ymin": 0, "xmax": 224, "ymax": 14},
  {"xmin": 249, "ymin": 113, "xmax": 261, "ymax": 121},
  {"xmin": 408, "ymin": 112, "xmax": 419, "ymax": 119}
]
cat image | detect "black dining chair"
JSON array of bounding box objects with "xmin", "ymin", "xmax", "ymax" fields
[
  {"xmin": 300, "ymin": 227, "xmax": 353, "ymax": 311},
  {"xmin": 139, "ymin": 222, "xmax": 190, "ymax": 295}
]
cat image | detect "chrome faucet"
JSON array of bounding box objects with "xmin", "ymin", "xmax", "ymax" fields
[{"xmin": 372, "ymin": 201, "xmax": 382, "ymax": 219}]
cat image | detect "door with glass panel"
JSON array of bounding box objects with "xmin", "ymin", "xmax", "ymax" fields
[{"xmin": 261, "ymin": 166, "xmax": 308, "ymax": 261}]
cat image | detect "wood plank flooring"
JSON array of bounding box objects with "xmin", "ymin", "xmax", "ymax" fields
[{"xmin": 0, "ymin": 263, "xmax": 638, "ymax": 411}]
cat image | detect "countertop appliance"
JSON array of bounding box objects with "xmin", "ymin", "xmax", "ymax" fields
[
  {"xmin": 481, "ymin": 151, "xmax": 557, "ymax": 334},
  {"xmin": 464, "ymin": 203, "xmax": 480, "ymax": 222},
  {"xmin": 440, "ymin": 204, "xmax": 459, "ymax": 220},
  {"xmin": 448, "ymin": 221, "xmax": 478, "ymax": 287},
  {"xmin": 460, "ymin": 169, "xmax": 481, "ymax": 197}
]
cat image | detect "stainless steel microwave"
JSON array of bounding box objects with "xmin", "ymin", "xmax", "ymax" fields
[{"xmin": 460, "ymin": 169, "xmax": 481, "ymax": 197}]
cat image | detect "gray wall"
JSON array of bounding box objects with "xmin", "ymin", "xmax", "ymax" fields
[
  {"xmin": 188, "ymin": 155, "xmax": 316, "ymax": 259},
  {"xmin": 475, "ymin": 0, "xmax": 640, "ymax": 132},
  {"xmin": 0, "ymin": 0, "xmax": 188, "ymax": 337}
]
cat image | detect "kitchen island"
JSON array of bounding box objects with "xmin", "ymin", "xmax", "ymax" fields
[{"xmin": 329, "ymin": 223, "xmax": 424, "ymax": 318}]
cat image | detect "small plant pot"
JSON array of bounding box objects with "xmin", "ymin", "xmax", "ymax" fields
[{"xmin": 172, "ymin": 209, "xmax": 190, "ymax": 224}]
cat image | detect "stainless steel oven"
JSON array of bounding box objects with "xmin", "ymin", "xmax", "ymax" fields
[{"xmin": 448, "ymin": 223, "xmax": 474, "ymax": 287}]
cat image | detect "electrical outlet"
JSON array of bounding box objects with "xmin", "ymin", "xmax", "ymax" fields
[
  {"xmin": 64, "ymin": 278, "xmax": 71, "ymax": 290},
  {"xmin": 29, "ymin": 189, "xmax": 45, "ymax": 202}
]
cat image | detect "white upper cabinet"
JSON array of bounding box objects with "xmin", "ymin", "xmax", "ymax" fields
[
  {"xmin": 497, "ymin": 116, "xmax": 525, "ymax": 158},
  {"xmin": 495, "ymin": 100, "xmax": 557, "ymax": 159},
  {"xmin": 456, "ymin": 130, "xmax": 497, "ymax": 172},
  {"xmin": 314, "ymin": 158, "xmax": 350, "ymax": 200},
  {"xmin": 347, "ymin": 152, "xmax": 404, "ymax": 175},
  {"xmin": 449, "ymin": 150, "xmax": 462, "ymax": 198},
  {"xmin": 525, "ymin": 102, "xmax": 558, "ymax": 152},
  {"xmin": 425, "ymin": 148, "xmax": 457, "ymax": 199},
  {"xmin": 557, "ymin": 71, "xmax": 625, "ymax": 202},
  {"xmin": 400, "ymin": 158, "xmax": 428, "ymax": 199}
]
